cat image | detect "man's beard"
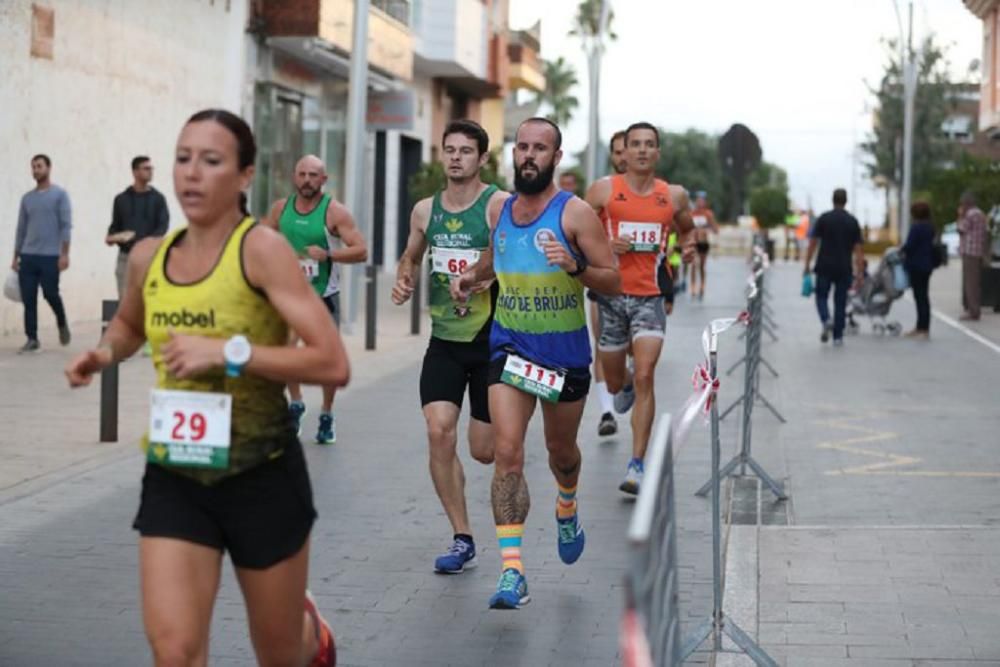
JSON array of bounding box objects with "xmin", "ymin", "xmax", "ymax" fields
[
  {"xmin": 297, "ymin": 184, "xmax": 319, "ymax": 199},
  {"xmin": 514, "ymin": 160, "xmax": 555, "ymax": 195}
]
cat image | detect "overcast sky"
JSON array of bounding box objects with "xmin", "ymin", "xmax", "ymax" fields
[{"xmin": 509, "ymin": 0, "xmax": 982, "ymax": 225}]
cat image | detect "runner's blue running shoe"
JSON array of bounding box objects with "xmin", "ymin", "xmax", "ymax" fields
[
  {"xmin": 557, "ymin": 512, "xmax": 586, "ymax": 564},
  {"xmin": 434, "ymin": 537, "xmax": 477, "ymax": 574},
  {"xmin": 316, "ymin": 412, "xmax": 335, "ymax": 444},
  {"xmin": 488, "ymin": 568, "xmax": 530, "ymax": 609},
  {"xmin": 614, "ymin": 383, "xmax": 635, "ymax": 414},
  {"xmin": 289, "ymin": 401, "xmax": 306, "ymax": 437}
]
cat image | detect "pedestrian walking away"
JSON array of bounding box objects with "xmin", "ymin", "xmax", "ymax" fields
[
  {"xmin": 902, "ymin": 200, "xmax": 936, "ymax": 339},
  {"xmin": 391, "ymin": 119, "xmax": 508, "ymax": 575},
  {"xmin": 804, "ymin": 188, "xmax": 864, "ymax": 346},
  {"xmin": 65, "ymin": 109, "xmax": 347, "ymax": 667},
  {"xmin": 587, "ymin": 129, "xmax": 629, "ymax": 438},
  {"xmin": 451, "ymin": 117, "xmax": 620, "ymax": 609},
  {"xmin": 689, "ymin": 191, "xmax": 720, "ymax": 300},
  {"xmin": 956, "ymin": 190, "xmax": 989, "ymax": 321},
  {"xmin": 11, "ymin": 153, "xmax": 72, "ymax": 353},
  {"xmin": 106, "ymin": 155, "xmax": 170, "ymax": 298},
  {"xmin": 584, "ymin": 121, "xmax": 694, "ymax": 495},
  {"xmin": 262, "ymin": 154, "xmax": 367, "ymax": 444}
]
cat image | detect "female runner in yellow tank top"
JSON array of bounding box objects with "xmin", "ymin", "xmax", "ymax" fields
[{"xmin": 65, "ymin": 110, "xmax": 345, "ymax": 666}]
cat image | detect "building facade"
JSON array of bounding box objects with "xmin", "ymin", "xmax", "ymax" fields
[
  {"xmin": 0, "ymin": 0, "xmax": 250, "ymax": 336},
  {"xmin": 964, "ymin": 0, "xmax": 1000, "ymax": 134}
]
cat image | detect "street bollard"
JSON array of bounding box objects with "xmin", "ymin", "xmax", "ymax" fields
[
  {"xmin": 365, "ymin": 263, "xmax": 377, "ymax": 351},
  {"xmin": 99, "ymin": 299, "xmax": 119, "ymax": 443},
  {"xmin": 409, "ymin": 269, "xmax": 421, "ymax": 335}
]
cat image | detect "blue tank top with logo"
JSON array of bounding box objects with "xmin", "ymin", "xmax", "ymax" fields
[{"xmin": 490, "ymin": 190, "xmax": 591, "ymax": 371}]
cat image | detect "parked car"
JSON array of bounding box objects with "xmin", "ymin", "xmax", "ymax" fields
[{"xmin": 941, "ymin": 222, "xmax": 960, "ymax": 257}]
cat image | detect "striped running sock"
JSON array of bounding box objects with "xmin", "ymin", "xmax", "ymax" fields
[
  {"xmin": 496, "ymin": 524, "xmax": 524, "ymax": 573},
  {"xmin": 556, "ymin": 483, "xmax": 578, "ymax": 520}
]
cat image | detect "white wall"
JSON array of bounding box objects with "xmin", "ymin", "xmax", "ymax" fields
[{"xmin": 0, "ymin": 0, "xmax": 249, "ymax": 337}]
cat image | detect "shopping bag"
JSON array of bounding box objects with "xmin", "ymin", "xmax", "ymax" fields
[
  {"xmin": 801, "ymin": 273, "xmax": 813, "ymax": 297},
  {"xmin": 893, "ymin": 263, "xmax": 910, "ymax": 292},
  {"xmin": 3, "ymin": 270, "xmax": 20, "ymax": 303}
]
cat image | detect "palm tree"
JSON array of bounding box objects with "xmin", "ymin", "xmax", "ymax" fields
[
  {"xmin": 535, "ymin": 57, "xmax": 580, "ymax": 128},
  {"xmin": 569, "ymin": 0, "xmax": 617, "ymax": 43},
  {"xmin": 569, "ymin": 0, "xmax": 616, "ymax": 182}
]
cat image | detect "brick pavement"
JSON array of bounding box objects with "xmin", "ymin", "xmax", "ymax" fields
[{"xmin": 3, "ymin": 256, "xmax": 999, "ymax": 666}]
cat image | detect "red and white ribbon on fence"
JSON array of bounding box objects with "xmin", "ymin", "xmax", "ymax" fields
[{"xmin": 673, "ymin": 314, "xmax": 750, "ymax": 446}]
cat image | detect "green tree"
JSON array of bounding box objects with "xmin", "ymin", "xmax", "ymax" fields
[
  {"xmin": 654, "ymin": 128, "xmax": 788, "ymax": 221},
  {"xmin": 749, "ymin": 187, "xmax": 789, "ymax": 229},
  {"xmin": 656, "ymin": 129, "xmax": 724, "ymax": 207},
  {"xmin": 569, "ymin": 0, "xmax": 618, "ymax": 42},
  {"xmin": 924, "ymin": 154, "xmax": 1000, "ymax": 231},
  {"xmin": 535, "ymin": 57, "xmax": 579, "ymax": 127},
  {"xmin": 861, "ymin": 35, "xmax": 956, "ymax": 195}
]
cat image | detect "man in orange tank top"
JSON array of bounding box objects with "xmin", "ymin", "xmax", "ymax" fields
[{"xmin": 585, "ymin": 122, "xmax": 694, "ymax": 495}]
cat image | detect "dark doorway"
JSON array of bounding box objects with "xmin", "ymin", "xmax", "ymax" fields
[
  {"xmin": 373, "ymin": 131, "xmax": 387, "ymax": 266},
  {"xmin": 397, "ymin": 136, "xmax": 423, "ymax": 260}
]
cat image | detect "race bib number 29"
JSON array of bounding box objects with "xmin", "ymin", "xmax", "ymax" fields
[
  {"xmin": 148, "ymin": 389, "xmax": 232, "ymax": 469},
  {"xmin": 500, "ymin": 354, "xmax": 565, "ymax": 403},
  {"xmin": 619, "ymin": 221, "xmax": 663, "ymax": 252}
]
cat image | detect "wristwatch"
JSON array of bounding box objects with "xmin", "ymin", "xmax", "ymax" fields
[
  {"xmin": 223, "ymin": 335, "xmax": 252, "ymax": 378},
  {"xmin": 567, "ymin": 254, "xmax": 588, "ymax": 277}
]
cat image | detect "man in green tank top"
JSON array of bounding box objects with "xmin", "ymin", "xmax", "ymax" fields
[
  {"xmin": 392, "ymin": 120, "xmax": 508, "ymax": 574},
  {"xmin": 263, "ymin": 155, "xmax": 367, "ymax": 444}
]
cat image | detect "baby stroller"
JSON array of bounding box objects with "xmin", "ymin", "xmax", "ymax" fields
[{"xmin": 846, "ymin": 247, "xmax": 905, "ymax": 336}]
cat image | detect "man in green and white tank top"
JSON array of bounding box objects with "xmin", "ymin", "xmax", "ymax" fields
[
  {"xmin": 263, "ymin": 155, "xmax": 368, "ymax": 444},
  {"xmin": 392, "ymin": 120, "xmax": 508, "ymax": 574}
]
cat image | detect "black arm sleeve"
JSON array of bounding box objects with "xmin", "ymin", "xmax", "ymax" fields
[{"xmin": 107, "ymin": 194, "xmax": 123, "ymax": 235}]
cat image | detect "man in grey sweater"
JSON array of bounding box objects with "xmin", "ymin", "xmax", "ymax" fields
[{"xmin": 11, "ymin": 154, "xmax": 72, "ymax": 353}]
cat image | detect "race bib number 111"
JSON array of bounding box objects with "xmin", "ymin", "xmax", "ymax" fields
[{"xmin": 500, "ymin": 354, "xmax": 565, "ymax": 403}]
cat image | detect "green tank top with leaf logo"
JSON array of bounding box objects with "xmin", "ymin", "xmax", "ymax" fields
[{"xmin": 427, "ymin": 184, "xmax": 497, "ymax": 342}]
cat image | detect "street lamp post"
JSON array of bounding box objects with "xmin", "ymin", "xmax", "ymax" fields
[
  {"xmin": 895, "ymin": 0, "xmax": 917, "ymax": 243},
  {"xmin": 584, "ymin": 0, "xmax": 611, "ymax": 185},
  {"xmin": 344, "ymin": 0, "xmax": 371, "ymax": 343}
]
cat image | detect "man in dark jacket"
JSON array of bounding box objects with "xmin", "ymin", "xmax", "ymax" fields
[
  {"xmin": 105, "ymin": 156, "xmax": 169, "ymax": 296},
  {"xmin": 804, "ymin": 189, "xmax": 864, "ymax": 346}
]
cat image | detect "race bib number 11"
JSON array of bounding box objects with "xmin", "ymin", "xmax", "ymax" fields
[
  {"xmin": 148, "ymin": 389, "xmax": 232, "ymax": 469},
  {"xmin": 500, "ymin": 354, "xmax": 565, "ymax": 403},
  {"xmin": 299, "ymin": 258, "xmax": 320, "ymax": 279}
]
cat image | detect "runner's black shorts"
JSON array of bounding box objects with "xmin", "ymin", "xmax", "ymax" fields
[
  {"xmin": 132, "ymin": 439, "xmax": 317, "ymax": 570},
  {"xmin": 487, "ymin": 351, "xmax": 591, "ymax": 403},
  {"xmin": 420, "ymin": 336, "xmax": 492, "ymax": 423}
]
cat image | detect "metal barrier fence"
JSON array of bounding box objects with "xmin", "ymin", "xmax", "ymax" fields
[
  {"xmin": 680, "ymin": 316, "xmax": 779, "ymax": 666},
  {"xmin": 698, "ymin": 236, "xmax": 787, "ymax": 501},
  {"xmin": 624, "ymin": 413, "xmax": 683, "ymax": 667}
]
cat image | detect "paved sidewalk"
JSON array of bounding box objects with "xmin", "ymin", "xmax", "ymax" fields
[
  {"xmin": 2, "ymin": 256, "xmax": 999, "ymax": 666},
  {"xmin": 0, "ymin": 276, "xmax": 722, "ymax": 665}
]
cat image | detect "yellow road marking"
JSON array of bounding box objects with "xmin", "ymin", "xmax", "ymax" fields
[{"xmin": 811, "ymin": 414, "xmax": 1000, "ymax": 479}]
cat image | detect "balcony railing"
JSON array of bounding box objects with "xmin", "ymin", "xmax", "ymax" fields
[{"xmin": 373, "ymin": 0, "xmax": 411, "ymax": 26}]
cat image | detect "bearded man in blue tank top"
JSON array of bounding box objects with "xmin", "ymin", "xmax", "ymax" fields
[{"xmin": 452, "ymin": 118, "xmax": 621, "ymax": 609}]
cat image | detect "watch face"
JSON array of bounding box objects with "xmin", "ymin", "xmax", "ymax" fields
[{"xmin": 225, "ymin": 336, "xmax": 252, "ymax": 365}]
